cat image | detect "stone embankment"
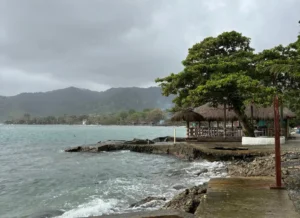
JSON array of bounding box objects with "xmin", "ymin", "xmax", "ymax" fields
[
  {"xmin": 65, "ymin": 137, "xmax": 271, "ymax": 161},
  {"xmin": 66, "ymin": 137, "xmax": 299, "ymax": 217},
  {"xmin": 65, "ymin": 138, "xmax": 197, "ymax": 160}
]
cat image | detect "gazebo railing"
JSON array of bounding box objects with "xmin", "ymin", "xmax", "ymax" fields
[
  {"xmin": 254, "ymin": 128, "xmax": 286, "ymax": 137},
  {"xmin": 187, "ymin": 127, "xmax": 287, "ymax": 138},
  {"xmin": 187, "ymin": 127, "xmax": 243, "ymax": 138}
]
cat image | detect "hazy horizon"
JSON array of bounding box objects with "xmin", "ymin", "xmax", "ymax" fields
[{"xmin": 0, "ymin": 85, "xmax": 161, "ymax": 97}]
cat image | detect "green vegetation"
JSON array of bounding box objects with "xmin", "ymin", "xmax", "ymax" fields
[
  {"xmin": 0, "ymin": 87, "xmax": 173, "ymax": 122},
  {"xmin": 156, "ymin": 24, "xmax": 300, "ymax": 136},
  {"xmin": 5, "ymin": 108, "xmax": 167, "ymax": 125}
]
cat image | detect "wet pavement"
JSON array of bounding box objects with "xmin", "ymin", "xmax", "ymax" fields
[{"xmin": 198, "ymin": 177, "xmax": 299, "ymax": 218}]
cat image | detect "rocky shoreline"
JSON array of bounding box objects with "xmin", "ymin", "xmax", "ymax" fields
[
  {"xmin": 65, "ymin": 137, "xmax": 270, "ymax": 161},
  {"xmin": 159, "ymin": 152, "xmax": 300, "ymax": 217},
  {"xmin": 65, "ymin": 137, "xmax": 300, "ymax": 217}
]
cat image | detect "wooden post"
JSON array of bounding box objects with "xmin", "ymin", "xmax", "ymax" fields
[
  {"xmin": 174, "ymin": 128, "xmax": 176, "ymax": 144},
  {"xmin": 285, "ymin": 119, "xmax": 289, "ymax": 139},
  {"xmin": 186, "ymin": 121, "xmax": 190, "ymax": 138},
  {"xmin": 251, "ymin": 104, "xmax": 254, "ymax": 125},
  {"xmin": 272, "ymin": 95, "xmax": 282, "ymax": 188},
  {"xmin": 280, "ymin": 101, "xmax": 284, "ymax": 129},
  {"xmin": 223, "ymin": 103, "xmax": 226, "ymax": 138}
]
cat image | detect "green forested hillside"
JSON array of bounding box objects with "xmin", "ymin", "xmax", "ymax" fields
[{"xmin": 0, "ymin": 87, "xmax": 173, "ymax": 121}]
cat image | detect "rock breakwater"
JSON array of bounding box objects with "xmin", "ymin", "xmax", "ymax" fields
[{"xmin": 65, "ymin": 137, "xmax": 269, "ymax": 161}]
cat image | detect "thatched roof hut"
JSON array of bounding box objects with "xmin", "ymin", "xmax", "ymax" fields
[
  {"xmin": 246, "ymin": 105, "xmax": 295, "ymax": 120},
  {"xmin": 171, "ymin": 109, "xmax": 205, "ymax": 122},
  {"xmin": 194, "ymin": 103, "xmax": 295, "ymax": 121},
  {"xmin": 194, "ymin": 103, "xmax": 237, "ymax": 121}
]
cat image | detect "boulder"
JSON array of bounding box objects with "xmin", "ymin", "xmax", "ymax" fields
[
  {"xmin": 65, "ymin": 146, "xmax": 82, "ymax": 152},
  {"xmin": 194, "ymin": 169, "xmax": 208, "ymax": 176},
  {"xmin": 125, "ymin": 138, "xmax": 155, "ymax": 145},
  {"xmin": 130, "ymin": 196, "xmax": 166, "ymax": 208},
  {"xmin": 173, "ymin": 185, "xmax": 187, "ymax": 190},
  {"xmin": 152, "ymin": 136, "xmax": 186, "ymax": 142},
  {"xmin": 163, "ymin": 183, "xmax": 207, "ymax": 214}
]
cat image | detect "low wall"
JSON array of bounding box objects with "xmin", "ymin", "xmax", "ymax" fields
[
  {"xmin": 242, "ymin": 136, "xmax": 285, "ymax": 145},
  {"xmin": 195, "ymin": 137, "xmax": 242, "ymax": 142}
]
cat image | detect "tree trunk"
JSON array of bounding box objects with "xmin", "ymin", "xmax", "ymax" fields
[{"xmin": 234, "ymin": 109, "xmax": 255, "ymax": 137}]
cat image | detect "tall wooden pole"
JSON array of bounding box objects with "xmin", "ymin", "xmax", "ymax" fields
[
  {"xmin": 223, "ymin": 103, "xmax": 226, "ymax": 138},
  {"xmin": 251, "ymin": 104, "xmax": 254, "ymax": 125},
  {"xmin": 186, "ymin": 121, "xmax": 190, "ymax": 138},
  {"xmin": 273, "ymin": 95, "xmax": 282, "ymax": 188},
  {"xmin": 280, "ymin": 101, "xmax": 284, "ymax": 128}
]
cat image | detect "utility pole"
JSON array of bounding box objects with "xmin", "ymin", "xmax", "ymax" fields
[{"xmin": 271, "ymin": 95, "xmax": 283, "ymax": 188}]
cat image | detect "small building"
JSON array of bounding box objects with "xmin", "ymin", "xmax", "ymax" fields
[{"xmin": 186, "ymin": 103, "xmax": 296, "ymax": 141}]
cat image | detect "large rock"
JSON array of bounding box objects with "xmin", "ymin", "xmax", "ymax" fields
[
  {"xmin": 152, "ymin": 136, "xmax": 186, "ymax": 143},
  {"xmin": 163, "ymin": 183, "xmax": 207, "ymax": 214},
  {"xmin": 124, "ymin": 138, "xmax": 155, "ymax": 145},
  {"xmin": 65, "ymin": 146, "xmax": 82, "ymax": 152},
  {"xmin": 173, "ymin": 185, "xmax": 187, "ymax": 190},
  {"xmin": 194, "ymin": 169, "xmax": 208, "ymax": 176},
  {"xmin": 130, "ymin": 196, "xmax": 166, "ymax": 208},
  {"xmin": 65, "ymin": 146, "xmax": 98, "ymax": 152}
]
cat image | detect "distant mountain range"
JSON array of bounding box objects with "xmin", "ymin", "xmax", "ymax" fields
[{"xmin": 0, "ymin": 87, "xmax": 174, "ymax": 121}]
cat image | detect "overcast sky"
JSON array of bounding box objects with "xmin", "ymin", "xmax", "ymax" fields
[{"xmin": 0, "ymin": 0, "xmax": 299, "ymax": 96}]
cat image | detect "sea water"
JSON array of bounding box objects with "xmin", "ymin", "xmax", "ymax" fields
[{"xmin": 0, "ymin": 125, "xmax": 226, "ymax": 218}]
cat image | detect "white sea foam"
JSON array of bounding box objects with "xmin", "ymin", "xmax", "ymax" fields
[
  {"xmin": 119, "ymin": 150, "xmax": 131, "ymax": 153},
  {"xmin": 179, "ymin": 160, "xmax": 227, "ymax": 186},
  {"xmin": 55, "ymin": 160, "xmax": 227, "ymax": 218},
  {"xmin": 56, "ymin": 198, "xmax": 119, "ymax": 218}
]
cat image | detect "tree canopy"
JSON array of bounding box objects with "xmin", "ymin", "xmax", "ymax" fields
[
  {"xmin": 156, "ymin": 29, "xmax": 300, "ymax": 136},
  {"xmin": 156, "ymin": 31, "xmax": 278, "ymax": 136}
]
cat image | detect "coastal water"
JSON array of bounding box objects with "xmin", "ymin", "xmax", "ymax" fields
[{"xmin": 0, "ymin": 125, "xmax": 226, "ymax": 218}]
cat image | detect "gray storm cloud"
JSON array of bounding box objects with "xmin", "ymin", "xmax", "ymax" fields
[{"xmin": 0, "ymin": 0, "xmax": 299, "ymax": 95}]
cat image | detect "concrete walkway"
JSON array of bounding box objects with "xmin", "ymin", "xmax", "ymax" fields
[{"xmin": 198, "ymin": 177, "xmax": 299, "ymax": 218}]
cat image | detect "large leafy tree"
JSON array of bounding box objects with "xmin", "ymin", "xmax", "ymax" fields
[
  {"xmin": 156, "ymin": 31, "xmax": 275, "ymax": 136},
  {"xmin": 255, "ymin": 23, "xmax": 300, "ymax": 126},
  {"xmin": 255, "ymin": 45, "xmax": 300, "ymax": 97}
]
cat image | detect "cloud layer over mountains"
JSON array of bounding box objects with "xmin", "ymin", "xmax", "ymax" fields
[{"xmin": 0, "ymin": 0, "xmax": 299, "ymax": 96}]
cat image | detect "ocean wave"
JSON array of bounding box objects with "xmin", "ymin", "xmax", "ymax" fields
[
  {"xmin": 55, "ymin": 159, "xmax": 227, "ymax": 218},
  {"xmin": 56, "ymin": 198, "xmax": 120, "ymax": 218}
]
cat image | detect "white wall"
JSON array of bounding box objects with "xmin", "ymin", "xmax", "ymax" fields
[{"xmin": 242, "ymin": 136, "xmax": 285, "ymax": 145}]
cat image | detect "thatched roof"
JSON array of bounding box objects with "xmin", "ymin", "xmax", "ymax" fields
[
  {"xmin": 246, "ymin": 105, "xmax": 295, "ymax": 120},
  {"xmin": 194, "ymin": 103, "xmax": 237, "ymax": 121},
  {"xmin": 171, "ymin": 109, "xmax": 205, "ymax": 122},
  {"xmin": 194, "ymin": 103, "xmax": 296, "ymax": 121}
]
